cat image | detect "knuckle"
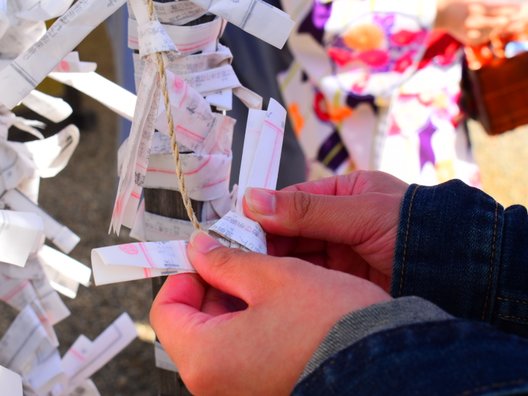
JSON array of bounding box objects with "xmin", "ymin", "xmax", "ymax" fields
[
  {"xmin": 209, "ymin": 247, "xmax": 234, "ymax": 267},
  {"xmin": 208, "ymin": 246, "xmax": 246, "ymax": 271},
  {"xmin": 291, "ymin": 191, "xmax": 313, "ymax": 220}
]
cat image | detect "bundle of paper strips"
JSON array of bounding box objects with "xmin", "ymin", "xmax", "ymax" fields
[
  {"xmin": 0, "ymin": 2, "xmax": 139, "ymax": 394},
  {"xmin": 0, "ymin": 0, "xmax": 295, "ymax": 392},
  {"xmin": 0, "ymin": 116, "xmax": 137, "ymax": 395}
]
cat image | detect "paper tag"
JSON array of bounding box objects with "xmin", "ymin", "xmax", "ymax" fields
[
  {"xmin": 154, "ymin": 72, "xmax": 236, "ymax": 155},
  {"xmin": 182, "ymin": 64, "xmax": 241, "ymax": 96},
  {"xmin": 128, "ymin": 0, "xmax": 177, "ymax": 56},
  {"xmin": 154, "ymin": 342, "xmax": 178, "ymax": 372},
  {"xmin": 50, "ymin": 72, "xmax": 136, "ymax": 121},
  {"xmin": 110, "ymin": 60, "xmax": 160, "ymax": 234},
  {"xmin": 145, "ymin": 151, "xmax": 232, "ymax": 201},
  {"xmin": 31, "ymin": 274, "xmax": 71, "ymax": 325},
  {"xmin": 13, "ymin": 124, "xmax": 80, "ymax": 179},
  {"xmin": 91, "ymin": 240, "xmax": 195, "ymax": 285},
  {"xmin": 189, "ymin": 0, "xmax": 294, "ymax": 49},
  {"xmin": 0, "ymin": 210, "xmax": 44, "ymax": 267},
  {"xmin": 62, "ymin": 335, "xmax": 92, "ymax": 379},
  {"xmin": 38, "ymin": 245, "xmax": 91, "ymax": 288},
  {"xmin": 65, "ymin": 313, "xmax": 137, "ymax": 388},
  {"xmin": 209, "ymin": 211, "xmax": 267, "ymax": 253},
  {"xmin": 236, "ymin": 98, "xmax": 286, "ymax": 211},
  {"xmin": 137, "ymin": 20, "xmax": 177, "ymax": 57},
  {"xmin": 0, "ymin": 305, "xmax": 51, "ymax": 374},
  {"xmin": 137, "ymin": 0, "xmax": 206, "ymax": 26},
  {"xmin": 21, "ymin": 90, "xmax": 73, "ymax": 123},
  {"xmin": 25, "ymin": 350, "xmax": 64, "ymax": 395},
  {"xmin": 96, "ymin": 97, "xmax": 285, "ymax": 284},
  {"xmin": 0, "ymin": 0, "xmax": 126, "ymax": 108},
  {"xmin": 0, "ymin": 143, "xmax": 34, "ymax": 194},
  {"xmin": 41, "ymin": 264, "xmax": 81, "ymax": 299},
  {"xmin": 0, "ymin": 256, "xmax": 42, "ymax": 280},
  {"xmin": 132, "ymin": 43, "xmax": 232, "ymax": 82},
  {"xmin": 131, "ymin": 210, "xmax": 217, "ymax": 242},
  {"xmin": 15, "ymin": 0, "xmax": 74, "ymax": 21},
  {"xmin": 0, "ymin": 274, "xmax": 38, "ymax": 310},
  {"xmin": 0, "ymin": 366, "xmax": 22, "ymax": 396},
  {"xmin": 128, "ymin": 15, "xmax": 224, "ymax": 55},
  {"xmin": 52, "ymin": 52, "xmax": 97, "ymax": 73},
  {"xmin": 2, "ymin": 189, "xmax": 80, "ymax": 254}
]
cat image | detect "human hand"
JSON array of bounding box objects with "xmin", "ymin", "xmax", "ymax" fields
[
  {"xmin": 150, "ymin": 231, "xmax": 390, "ymax": 395},
  {"xmin": 243, "ymin": 170, "xmax": 408, "ymax": 292},
  {"xmin": 435, "ymin": 0, "xmax": 521, "ymax": 45},
  {"xmin": 497, "ymin": 2, "xmax": 528, "ymax": 38}
]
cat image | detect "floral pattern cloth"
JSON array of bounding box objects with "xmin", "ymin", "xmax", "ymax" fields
[{"xmin": 278, "ymin": 0, "xmax": 480, "ymax": 186}]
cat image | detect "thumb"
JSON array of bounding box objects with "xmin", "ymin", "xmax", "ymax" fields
[
  {"xmin": 243, "ymin": 188, "xmax": 400, "ymax": 245},
  {"xmin": 187, "ymin": 231, "xmax": 283, "ymax": 304}
]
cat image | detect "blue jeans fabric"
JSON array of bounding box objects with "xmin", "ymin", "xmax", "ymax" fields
[
  {"xmin": 294, "ymin": 180, "xmax": 528, "ymax": 395},
  {"xmin": 294, "ymin": 319, "xmax": 528, "ymax": 395},
  {"xmin": 392, "ymin": 180, "xmax": 528, "ymax": 337}
]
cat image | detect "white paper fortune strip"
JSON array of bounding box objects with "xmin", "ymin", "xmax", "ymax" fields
[
  {"xmin": 0, "ymin": 305, "xmax": 53, "ymax": 375},
  {"xmin": 91, "ymin": 240, "xmax": 194, "ymax": 286},
  {"xmin": 62, "ymin": 313, "xmax": 137, "ymax": 390},
  {"xmin": 144, "ymin": 147, "xmax": 232, "ymax": 201},
  {"xmin": 154, "ymin": 341, "xmax": 177, "ymax": 373},
  {"xmin": 13, "ymin": 124, "xmax": 80, "ymax": 179},
  {"xmin": 37, "ymin": 245, "xmax": 91, "ymax": 300},
  {"xmin": 92, "ymin": 99, "xmax": 286, "ymax": 284},
  {"xmin": 134, "ymin": 0, "xmax": 207, "ymax": 26},
  {"xmin": 110, "ymin": 60, "xmax": 160, "ymax": 234},
  {"xmin": 188, "ymin": 0, "xmax": 294, "ymax": 49},
  {"xmin": 130, "ymin": 207, "xmax": 217, "ymax": 243},
  {"xmin": 209, "ymin": 98, "xmax": 286, "ymax": 252},
  {"xmin": 1, "ymin": 189, "xmax": 80, "ymax": 254},
  {"xmin": 49, "ymin": 71, "xmax": 137, "ymax": 122},
  {"xmin": 21, "ymin": 90, "xmax": 73, "ymax": 123},
  {"xmin": 128, "ymin": 14, "xmax": 223, "ymax": 56},
  {"xmin": 0, "ymin": 365, "xmax": 22, "ymax": 396},
  {"xmin": 0, "ymin": 210, "xmax": 43, "ymax": 267},
  {"xmin": 14, "ymin": 0, "xmax": 75, "ymax": 21},
  {"xmin": 0, "ymin": 0, "xmax": 126, "ymax": 109}
]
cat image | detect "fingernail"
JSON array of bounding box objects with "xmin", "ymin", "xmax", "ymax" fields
[
  {"xmin": 245, "ymin": 188, "xmax": 276, "ymax": 215},
  {"xmin": 190, "ymin": 231, "xmax": 222, "ymax": 254}
]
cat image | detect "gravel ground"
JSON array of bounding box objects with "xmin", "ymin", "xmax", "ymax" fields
[{"xmin": 2, "ymin": 22, "xmax": 528, "ymax": 396}]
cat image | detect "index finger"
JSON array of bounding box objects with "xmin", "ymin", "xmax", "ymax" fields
[{"xmin": 282, "ymin": 170, "xmax": 408, "ymax": 197}]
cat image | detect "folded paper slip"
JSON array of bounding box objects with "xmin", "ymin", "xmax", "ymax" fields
[
  {"xmin": 0, "ymin": 366, "xmax": 22, "ymax": 396},
  {"xmin": 95, "ymin": 98, "xmax": 286, "ymax": 285},
  {"xmin": 0, "ymin": 210, "xmax": 43, "ymax": 267},
  {"xmin": 91, "ymin": 241, "xmax": 195, "ymax": 286},
  {"xmin": 0, "ymin": 0, "xmax": 126, "ymax": 109},
  {"xmin": 2, "ymin": 189, "xmax": 80, "ymax": 254}
]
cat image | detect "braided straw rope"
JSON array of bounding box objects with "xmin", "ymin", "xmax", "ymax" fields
[{"xmin": 146, "ymin": 0, "xmax": 201, "ymax": 230}]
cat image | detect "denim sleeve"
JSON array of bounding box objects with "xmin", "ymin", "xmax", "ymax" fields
[
  {"xmin": 392, "ymin": 180, "xmax": 528, "ymax": 337},
  {"xmin": 294, "ymin": 317, "xmax": 528, "ymax": 395},
  {"xmin": 297, "ymin": 297, "xmax": 452, "ymax": 383}
]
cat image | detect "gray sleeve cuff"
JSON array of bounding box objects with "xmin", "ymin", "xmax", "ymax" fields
[{"xmin": 298, "ymin": 296, "xmax": 453, "ymax": 382}]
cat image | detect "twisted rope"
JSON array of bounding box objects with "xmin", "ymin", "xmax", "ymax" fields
[{"xmin": 146, "ymin": 0, "xmax": 201, "ymax": 230}]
